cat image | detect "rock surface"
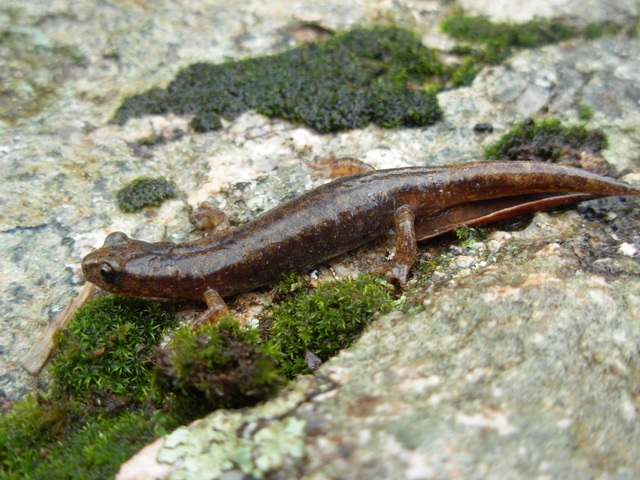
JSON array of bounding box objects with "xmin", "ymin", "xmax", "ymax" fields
[{"xmin": 2, "ymin": 0, "xmax": 640, "ymax": 479}]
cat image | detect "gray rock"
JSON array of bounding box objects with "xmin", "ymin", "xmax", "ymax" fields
[
  {"xmin": 1, "ymin": 0, "xmax": 640, "ymax": 479},
  {"xmin": 459, "ymin": 0, "xmax": 640, "ymax": 25}
]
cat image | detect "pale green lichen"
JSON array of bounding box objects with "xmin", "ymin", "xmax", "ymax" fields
[
  {"xmin": 159, "ymin": 377, "xmax": 326, "ymax": 480},
  {"xmin": 231, "ymin": 417, "xmax": 306, "ymax": 476},
  {"xmin": 0, "ymin": 9, "xmax": 85, "ymax": 123}
]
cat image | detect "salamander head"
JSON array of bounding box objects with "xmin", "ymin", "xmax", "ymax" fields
[{"xmin": 82, "ymin": 232, "xmax": 172, "ymax": 298}]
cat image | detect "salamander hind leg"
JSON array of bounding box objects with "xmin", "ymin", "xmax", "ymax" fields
[
  {"xmin": 384, "ymin": 205, "xmax": 418, "ymax": 287},
  {"xmin": 190, "ymin": 289, "xmax": 229, "ymax": 328}
]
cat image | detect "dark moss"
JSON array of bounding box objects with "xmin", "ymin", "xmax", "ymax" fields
[
  {"xmin": 154, "ymin": 316, "xmax": 284, "ymax": 416},
  {"xmin": 414, "ymin": 251, "xmax": 453, "ymax": 280},
  {"xmin": 116, "ymin": 177, "xmax": 177, "ymax": 213},
  {"xmin": 628, "ymin": 21, "xmax": 640, "ymax": 38},
  {"xmin": 189, "ymin": 114, "xmax": 223, "ymax": 132},
  {"xmin": 50, "ymin": 296, "xmax": 177, "ymax": 401},
  {"xmin": 483, "ymin": 118, "xmax": 608, "ymax": 163},
  {"xmin": 266, "ymin": 276, "xmax": 394, "ymax": 379},
  {"xmin": 112, "ymin": 20, "xmax": 631, "ymax": 127},
  {"xmin": 112, "ymin": 27, "xmax": 443, "ymax": 133}
]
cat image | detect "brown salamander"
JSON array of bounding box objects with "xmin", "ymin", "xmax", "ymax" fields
[{"xmin": 82, "ymin": 161, "xmax": 640, "ymax": 324}]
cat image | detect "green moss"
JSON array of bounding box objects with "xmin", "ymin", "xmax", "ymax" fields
[
  {"xmin": 135, "ymin": 131, "xmax": 168, "ymax": 146},
  {"xmin": 438, "ymin": 13, "xmax": 636, "ymax": 88},
  {"xmin": 0, "ymin": 395, "xmax": 75, "ymax": 462},
  {"xmin": 271, "ymin": 271, "xmax": 315, "ymax": 303},
  {"xmin": 116, "ymin": 177, "xmax": 177, "ymax": 213},
  {"xmin": 112, "ymin": 27, "xmax": 443, "ymax": 133},
  {"xmin": 483, "ymin": 118, "xmax": 608, "ymax": 162},
  {"xmin": 50, "ymin": 295, "xmax": 177, "ymax": 401},
  {"xmin": 154, "ymin": 316, "xmax": 284, "ymax": 416},
  {"xmin": 439, "ymin": 14, "xmax": 579, "ymax": 87},
  {"xmin": 0, "ymin": 402, "xmax": 180, "ymax": 480},
  {"xmin": 455, "ymin": 225, "xmax": 487, "ymax": 248},
  {"xmin": 0, "ymin": 295, "xmax": 181, "ymax": 479},
  {"xmin": 628, "ymin": 21, "xmax": 640, "ymax": 38},
  {"xmin": 584, "ymin": 21, "xmax": 625, "ymax": 39},
  {"xmin": 414, "ymin": 251, "xmax": 453, "ymax": 278},
  {"xmin": 441, "ymin": 14, "xmax": 578, "ymax": 48},
  {"xmin": 577, "ymin": 103, "xmax": 594, "ymax": 120},
  {"xmin": 267, "ymin": 275, "xmax": 394, "ymax": 379},
  {"xmin": 111, "ymin": 19, "xmax": 635, "ymax": 128},
  {"xmin": 3, "ymin": 277, "xmax": 390, "ymax": 477}
]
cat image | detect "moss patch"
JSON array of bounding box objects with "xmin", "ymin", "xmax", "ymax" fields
[
  {"xmin": 154, "ymin": 316, "xmax": 284, "ymax": 417},
  {"xmin": 0, "ymin": 296, "xmax": 180, "ymax": 480},
  {"xmin": 439, "ymin": 13, "xmax": 632, "ymax": 87},
  {"xmin": 112, "ymin": 26, "xmax": 444, "ymax": 133},
  {"xmin": 0, "ymin": 405, "xmax": 179, "ymax": 480},
  {"xmin": 439, "ymin": 14, "xmax": 579, "ymax": 87},
  {"xmin": 266, "ymin": 275, "xmax": 394, "ymax": 379},
  {"xmin": 116, "ymin": 177, "xmax": 177, "ymax": 213},
  {"xmin": 483, "ymin": 118, "xmax": 608, "ymax": 163},
  {"xmin": 577, "ymin": 103, "xmax": 594, "ymax": 120},
  {"xmin": 51, "ymin": 296, "xmax": 177, "ymax": 400},
  {"xmin": 441, "ymin": 14, "xmax": 579, "ymax": 49},
  {"xmin": 455, "ymin": 225, "xmax": 488, "ymax": 248},
  {"xmin": 110, "ymin": 18, "xmax": 634, "ymax": 131},
  {"xmin": 1, "ymin": 274, "xmax": 395, "ymax": 477}
]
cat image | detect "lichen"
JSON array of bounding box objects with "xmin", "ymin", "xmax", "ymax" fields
[
  {"xmin": 234, "ymin": 416, "xmax": 306, "ymax": 476},
  {"xmin": 116, "ymin": 177, "xmax": 177, "ymax": 213},
  {"xmin": 159, "ymin": 377, "xmax": 323, "ymax": 480},
  {"xmin": 0, "ymin": 8, "xmax": 85, "ymax": 124}
]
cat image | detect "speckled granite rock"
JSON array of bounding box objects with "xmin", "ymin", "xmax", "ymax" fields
[
  {"xmin": 459, "ymin": 0, "xmax": 640, "ymax": 25},
  {"xmin": 2, "ymin": 0, "xmax": 640, "ymax": 479}
]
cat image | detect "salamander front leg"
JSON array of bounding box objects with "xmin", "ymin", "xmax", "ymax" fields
[
  {"xmin": 307, "ymin": 152, "xmax": 376, "ymax": 177},
  {"xmin": 385, "ymin": 205, "xmax": 418, "ymax": 287},
  {"xmin": 190, "ymin": 289, "xmax": 229, "ymax": 328},
  {"xmin": 189, "ymin": 202, "xmax": 231, "ymax": 235}
]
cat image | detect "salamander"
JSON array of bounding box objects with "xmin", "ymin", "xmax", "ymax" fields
[{"xmin": 82, "ymin": 160, "xmax": 640, "ymax": 324}]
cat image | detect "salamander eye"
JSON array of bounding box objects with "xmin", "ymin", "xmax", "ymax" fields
[
  {"xmin": 103, "ymin": 232, "xmax": 130, "ymax": 247},
  {"xmin": 99, "ymin": 259, "xmax": 123, "ymax": 285}
]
